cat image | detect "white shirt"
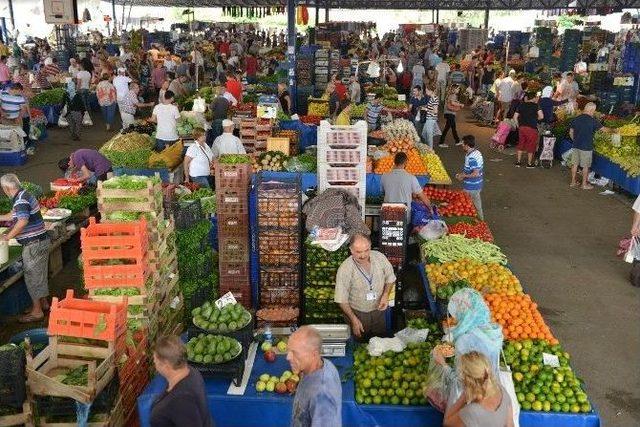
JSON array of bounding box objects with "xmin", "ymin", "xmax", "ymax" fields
[
  {"xmin": 185, "ymin": 142, "xmax": 214, "ymax": 177},
  {"xmin": 633, "ymin": 195, "xmax": 640, "ymax": 213},
  {"xmin": 113, "ymin": 75, "xmax": 132, "ymax": 101},
  {"xmin": 191, "ymin": 50, "xmax": 204, "ymax": 67},
  {"xmin": 152, "ymin": 103, "xmax": 180, "ymax": 141},
  {"xmin": 435, "ymin": 62, "xmax": 450, "ymax": 82},
  {"xmin": 497, "ymin": 77, "xmax": 515, "ymax": 102},
  {"xmin": 223, "ymin": 91, "xmax": 238, "ymax": 106},
  {"xmin": 212, "ymin": 133, "xmax": 246, "ymax": 158},
  {"xmin": 68, "ymin": 65, "xmax": 80, "ymax": 78},
  {"xmin": 76, "ymin": 70, "xmax": 92, "ymax": 90}
]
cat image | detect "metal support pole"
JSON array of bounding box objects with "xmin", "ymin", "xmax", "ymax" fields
[
  {"xmin": 7, "ymin": 0, "xmax": 15, "ymax": 30},
  {"xmin": 484, "ymin": 9, "xmax": 489, "ymax": 30},
  {"xmin": 315, "ymin": 6, "xmax": 319, "ymax": 26},
  {"xmin": 325, "ymin": 7, "xmax": 329, "ymax": 22},
  {"xmin": 432, "ymin": 9, "xmax": 435, "ymax": 24},
  {"xmin": 436, "ymin": 9, "xmax": 439, "ymax": 24},
  {"xmin": 287, "ymin": 0, "xmax": 297, "ymax": 112},
  {"xmin": 112, "ymin": 0, "xmax": 117, "ymax": 33}
]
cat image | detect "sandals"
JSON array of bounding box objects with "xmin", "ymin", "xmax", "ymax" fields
[{"xmin": 19, "ymin": 313, "xmax": 45, "ymax": 323}]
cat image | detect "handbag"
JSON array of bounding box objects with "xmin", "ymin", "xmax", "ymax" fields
[{"xmin": 82, "ymin": 112, "xmax": 93, "ymax": 126}]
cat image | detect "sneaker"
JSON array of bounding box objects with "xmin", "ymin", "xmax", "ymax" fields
[
  {"xmin": 455, "ymin": 141, "xmax": 463, "ymax": 146},
  {"xmin": 526, "ymin": 163, "xmax": 535, "ymax": 169},
  {"xmin": 514, "ymin": 161, "xmax": 522, "ymax": 167},
  {"xmin": 439, "ymin": 143, "xmax": 450, "ymax": 148}
]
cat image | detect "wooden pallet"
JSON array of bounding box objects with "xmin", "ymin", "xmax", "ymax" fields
[
  {"xmin": 0, "ymin": 402, "xmax": 34, "ymax": 427},
  {"xmin": 25, "ymin": 337, "xmax": 116, "ymax": 404},
  {"xmin": 97, "ymin": 181, "xmax": 163, "ymax": 215}
]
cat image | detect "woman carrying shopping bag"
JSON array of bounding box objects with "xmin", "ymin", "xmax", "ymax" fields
[{"xmin": 95, "ymin": 74, "xmax": 117, "ymax": 131}]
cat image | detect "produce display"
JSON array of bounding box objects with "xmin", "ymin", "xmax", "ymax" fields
[
  {"xmin": 192, "ymin": 301, "xmax": 252, "ymax": 332},
  {"xmin": 186, "ymin": 334, "xmax": 242, "ymax": 364},
  {"xmin": 100, "ymin": 132, "xmax": 154, "ymax": 168},
  {"xmin": 447, "ymin": 220, "xmax": 494, "ymax": 242},
  {"xmin": 285, "ymin": 153, "xmax": 317, "ymax": 172},
  {"xmin": 177, "ymin": 114, "xmax": 203, "ymax": 137},
  {"xmin": 593, "ymin": 130, "xmax": 640, "ymax": 177},
  {"xmin": 122, "ymin": 121, "xmax": 155, "ymax": 135},
  {"xmin": 382, "ymin": 119, "xmax": 420, "ymax": 143},
  {"xmin": 255, "ymin": 370, "xmax": 300, "ymax": 394},
  {"xmin": 39, "ymin": 188, "xmax": 97, "ymax": 213},
  {"xmin": 426, "ymin": 259, "xmax": 523, "ymax": 295},
  {"xmin": 485, "ymin": 294, "xmax": 558, "ymax": 343},
  {"xmin": 374, "ymin": 149, "xmax": 427, "ymax": 175},
  {"xmin": 420, "ymin": 234, "xmax": 507, "ymax": 264},
  {"xmin": 252, "ymin": 151, "xmax": 290, "ymax": 172},
  {"xmin": 178, "ymin": 188, "xmax": 216, "ymax": 215},
  {"xmin": 353, "ymin": 341, "xmax": 436, "ymax": 406},
  {"xmin": 351, "ymin": 104, "xmax": 366, "ymax": 119},
  {"xmin": 434, "ymin": 278, "xmax": 472, "ymax": 301},
  {"xmin": 31, "ymin": 88, "xmax": 66, "ymax": 107},
  {"xmin": 382, "ymin": 137, "xmax": 416, "ymax": 154},
  {"xmin": 176, "ymin": 220, "xmax": 218, "ymax": 302},
  {"xmin": 219, "ymin": 154, "xmax": 252, "ymax": 164},
  {"xmin": 57, "ymin": 365, "xmax": 88, "ymax": 386},
  {"xmin": 421, "ymin": 153, "xmax": 451, "ymax": 183},
  {"xmin": 423, "ymin": 187, "xmax": 477, "ymax": 217},
  {"xmin": 299, "ymin": 115, "xmax": 322, "ymax": 125},
  {"xmin": 307, "ymin": 99, "xmax": 329, "ymax": 117},
  {"xmin": 504, "ymin": 340, "xmax": 592, "ymax": 413}
]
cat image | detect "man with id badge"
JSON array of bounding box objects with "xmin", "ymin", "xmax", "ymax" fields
[{"xmin": 335, "ymin": 234, "xmax": 396, "ymax": 341}]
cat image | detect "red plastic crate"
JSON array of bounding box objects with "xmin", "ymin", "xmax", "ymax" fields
[
  {"xmin": 48, "ymin": 289, "xmax": 127, "ymax": 342},
  {"xmin": 214, "ymin": 162, "xmax": 252, "ymax": 189},
  {"xmin": 219, "ymin": 262, "xmax": 250, "ymax": 280},
  {"xmin": 83, "ymin": 261, "xmax": 150, "ymax": 289},
  {"xmin": 219, "ymin": 283, "xmax": 252, "ymax": 308},
  {"xmin": 216, "ymin": 189, "xmax": 249, "ymax": 215},
  {"xmin": 217, "ymin": 213, "xmax": 250, "ymax": 236},
  {"xmin": 219, "ymin": 235, "xmax": 250, "ymax": 263},
  {"xmin": 81, "ymin": 217, "xmax": 148, "ymax": 263}
]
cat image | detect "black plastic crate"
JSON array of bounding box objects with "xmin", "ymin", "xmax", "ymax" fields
[
  {"xmin": 170, "ymin": 199, "xmax": 205, "ymax": 230},
  {"xmin": 0, "ymin": 345, "xmax": 26, "ymax": 408}
]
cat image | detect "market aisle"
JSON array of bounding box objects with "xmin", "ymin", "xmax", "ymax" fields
[{"xmin": 435, "ymin": 112, "xmax": 640, "ymax": 427}]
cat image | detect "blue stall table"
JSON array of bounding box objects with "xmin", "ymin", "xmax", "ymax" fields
[{"xmin": 137, "ymin": 344, "xmax": 599, "ymax": 427}]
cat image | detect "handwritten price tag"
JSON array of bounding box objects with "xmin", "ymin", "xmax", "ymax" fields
[
  {"xmin": 215, "ymin": 292, "xmax": 237, "ymax": 309},
  {"xmin": 542, "ymin": 352, "xmax": 560, "ymax": 367}
]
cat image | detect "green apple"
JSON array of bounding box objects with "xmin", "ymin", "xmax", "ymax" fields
[
  {"xmin": 281, "ymin": 370, "xmax": 293, "ymax": 381},
  {"xmin": 266, "ymin": 381, "xmax": 276, "ymax": 392},
  {"xmin": 259, "ymin": 373, "xmax": 271, "ymax": 382},
  {"xmin": 277, "ymin": 340, "xmax": 288, "ymax": 352},
  {"xmin": 270, "ymin": 376, "xmax": 279, "ymax": 383},
  {"xmin": 256, "ymin": 381, "xmax": 266, "ymax": 392},
  {"xmin": 290, "ymin": 373, "xmax": 300, "ymax": 383},
  {"xmin": 261, "ymin": 341, "xmax": 272, "ymax": 352}
]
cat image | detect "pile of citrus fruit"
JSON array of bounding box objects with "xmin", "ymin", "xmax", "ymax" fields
[
  {"xmin": 484, "ymin": 294, "xmax": 558, "ymax": 343},
  {"xmin": 426, "ymin": 259, "xmax": 523, "ymax": 296},
  {"xmin": 421, "ymin": 153, "xmax": 450, "ymax": 183}
]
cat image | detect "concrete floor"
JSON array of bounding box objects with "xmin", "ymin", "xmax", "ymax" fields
[{"xmin": 0, "ymin": 111, "xmax": 638, "ymax": 426}]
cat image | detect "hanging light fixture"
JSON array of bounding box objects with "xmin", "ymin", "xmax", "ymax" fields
[{"xmin": 396, "ymin": 60, "xmax": 403, "ymax": 73}]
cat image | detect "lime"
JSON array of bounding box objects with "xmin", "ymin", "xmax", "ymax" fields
[
  {"xmin": 580, "ymin": 403, "xmax": 592, "ymax": 413},
  {"xmin": 532, "ymin": 401, "xmax": 543, "ymax": 411},
  {"xmin": 561, "ymin": 403, "xmax": 570, "ymax": 412},
  {"xmin": 526, "ymin": 392, "xmax": 536, "ymax": 403},
  {"xmin": 516, "ymin": 392, "xmax": 525, "ymax": 403},
  {"xmin": 570, "ymin": 404, "xmax": 580, "ymax": 413},
  {"xmin": 521, "ymin": 401, "xmax": 532, "ymax": 411},
  {"xmin": 369, "ymin": 389, "xmax": 378, "ymax": 397},
  {"xmin": 391, "ymin": 396, "xmax": 400, "ymax": 405},
  {"xmin": 552, "ymin": 403, "xmax": 561, "ymax": 412},
  {"xmin": 362, "ymin": 378, "xmax": 371, "ymax": 388},
  {"xmin": 543, "ymin": 401, "xmax": 551, "ymax": 412},
  {"xmin": 373, "ymin": 395, "xmax": 382, "ymax": 405}
]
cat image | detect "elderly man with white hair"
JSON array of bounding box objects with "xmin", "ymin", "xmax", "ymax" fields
[
  {"xmin": 113, "ymin": 67, "xmax": 132, "ymax": 102},
  {"xmin": 0, "ymin": 174, "xmax": 50, "ymax": 323},
  {"xmin": 211, "ymin": 119, "xmax": 246, "ymax": 159},
  {"xmin": 568, "ymin": 102, "xmax": 612, "ymax": 190}
]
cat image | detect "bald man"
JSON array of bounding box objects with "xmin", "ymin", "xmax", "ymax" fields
[
  {"xmin": 287, "ymin": 326, "xmax": 342, "ymax": 427},
  {"xmin": 335, "ymin": 234, "xmax": 396, "ymax": 341}
]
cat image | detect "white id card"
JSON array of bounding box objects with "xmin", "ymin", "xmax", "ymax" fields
[{"xmin": 366, "ymin": 292, "xmax": 378, "ymax": 301}]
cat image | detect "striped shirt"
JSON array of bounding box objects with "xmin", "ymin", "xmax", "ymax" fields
[
  {"xmin": 463, "ymin": 149, "xmax": 484, "ymax": 191},
  {"xmin": 11, "ymin": 189, "xmax": 46, "ymax": 244},
  {"xmin": 0, "ymin": 91, "xmax": 26, "ymax": 120},
  {"xmin": 366, "ymin": 102, "xmax": 384, "ymax": 129},
  {"xmin": 424, "ymin": 96, "xmax": 439, "ymax": 119}
]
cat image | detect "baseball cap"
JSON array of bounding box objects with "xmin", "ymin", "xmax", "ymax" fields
[{"xmin": 222, "ymin": 119, "xmax": 234, "ymax": 127}]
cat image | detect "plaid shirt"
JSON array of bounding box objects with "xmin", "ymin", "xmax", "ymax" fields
[{"xmin": 119, "ymin": 90, "xmax": 138, "ymax": 115}]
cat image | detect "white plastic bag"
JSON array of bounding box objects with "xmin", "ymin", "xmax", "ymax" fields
[
  {"xmin": 417, "ymin": 220, "xmax": 448, "ymax": 241},
  {"xmin": 82, "ymin": 112, "xmax": 93, "ymax": 126},
  {"xmin": 58, "ymin": 115, "xmax": 69, "ymax": 128},
  {"xmin": 192, "ymin": 96, "xmax": 206, "ymax": 113},
  {"xmin": 395, "ymin": 327, "xmax": 430, "ymax": 344},
  {"xmin": 367, "ymin": 336, "xmax": 406, "ymax": 356},
  {"xmin": 625, "ymin": 237, "xmax": 638, "ymax": 263}
]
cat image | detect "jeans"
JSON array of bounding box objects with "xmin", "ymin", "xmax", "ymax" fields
[
  {"xmin": 190, "ymin": 175, "xmax": 211, "ymax": 188},
  {"xmin": 155, "ymin": 138, "xmax": 177, "ymax": 152},
  {"xmin": 465, "ymin": 189, "xmax": 484, "ymax": 220},
  {"xmin": 437, "ymin": 80, "xmax": 447, "ymax": 101},
  {"xmin": 101, "ymin": 103, "xmax": 117, "ymax": 126},
  {"xmin": 421, "ymin": 118, "xmax": 437, "ymax": 148},
  {"xmin": 441, "ymin": 113, "xmax": 459, "ymax": 145},
  {"xmin": 78, "ymin": 89, "xmax": 91, "ymax": 112}
]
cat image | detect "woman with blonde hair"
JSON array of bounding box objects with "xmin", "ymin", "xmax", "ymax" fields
[{"xmin": 443, "ymin": 351, "xmax": 514, "ymax": 427}]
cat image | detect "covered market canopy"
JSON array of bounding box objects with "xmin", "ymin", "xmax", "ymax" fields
[{"xmin": 112, "ymin": 0, "xmax": 640, "ymax": 10}]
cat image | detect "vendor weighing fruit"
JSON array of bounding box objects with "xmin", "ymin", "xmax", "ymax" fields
[
  {"xmin": 381, "ymin": 152, "xmax": 432, "ymax": 220},
  {"xmin": 335, "ymin": 234, "xmax": 396, "ymax": 341}
]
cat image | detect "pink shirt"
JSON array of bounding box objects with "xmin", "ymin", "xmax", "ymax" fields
[
  {"xmin": 152, "ymin": 67, "xmax": 166, "ymax": 89},
  {"xmin": 0, "ymin": 63, "xmax": 10, "ymax": 82},
  {"xmin": 96, "ymin": 81, "xmax": 117, "ymax": 106}
]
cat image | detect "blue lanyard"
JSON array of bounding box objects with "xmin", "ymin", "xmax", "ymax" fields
[{"xmin": 353, "ymin": 259, "xmax": 374, "ymax": 291}]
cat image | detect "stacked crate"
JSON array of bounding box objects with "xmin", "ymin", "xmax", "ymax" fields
[
  {"xmin": 459, "ymin": 29, "xmax": 488, "ymax": 53},
  {"xmin": 535, "ymin": 27, "xmax": 553, "ymax": 65},
  {"xmin": 560, "ymin": 29, "xmax": 582, "ymax": 72},
  {"xmin": 216, "ymin": 159, "xmax": 252, "ymax": 308},
  {"xmin": 314, "ymin": 49, "xmax": 338, "ymax": 91},
  {"xmin": 256, "ymin": 177, "xmax": 302, "ymax": 323},
  {"xmin": 317, "ymin": 120, "xmax": 368, "ymax": 218},
  {"xmin": 239, "ymin": 118, "xmax": 273, "ymax": 153},
  {"xmin": 27, "ymin": 290, "xmax": 126, "ymax": 425},
  {"xmin": 96, "ymin": 178, "xmax": 183, "ymax": 344},
  {"xmin": 303, "ymin": 239, "xmax": 350, "ymax": 324},
  {"xmin": 296, "ymin": 54, "xmax": 314, "ymax": 87},
  {"xmin": 0, "ymin": 342, "xmax": 32, "ymax": 427}
]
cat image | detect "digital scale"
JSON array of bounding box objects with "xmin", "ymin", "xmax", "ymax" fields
[{"xmin": 311, "ymin": 324, "xmax": 351, "ymax": 357}]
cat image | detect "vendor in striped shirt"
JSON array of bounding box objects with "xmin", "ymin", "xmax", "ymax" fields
[
  {"xmin": 0, "ymin": 174, "xmax": 50, "ymax": 323},
  {"xmin": 455, "ymin": 135, "xmax": 484, "ymax": 220},
  {"xmin": 366, "ymin": 93, "xmax": 384, "ymax": 131}
]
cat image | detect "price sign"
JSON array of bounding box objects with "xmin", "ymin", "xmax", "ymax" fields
[
  {"xmin": 542, "ymin": 352, "xmax": 560, "ymax": 367},
  {"xmin": 224, "ymin": 196, "xmax": 239, "ymax": 203},
  {"xmin": 215, "ymin": 292, "xmax": 237, "ymax": 309}
]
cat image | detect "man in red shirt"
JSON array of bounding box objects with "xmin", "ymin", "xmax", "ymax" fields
[
  {"xmin": 219, "ymin": 38, "xmax": 231, "ymax": 57},
  {"xmin": 225, "ymin": 71, "xmax": 242, "ymax": 102},
  {"xmin": 333, "ymin": 75, "xmax": 347, "ymax": 101},
  {"xmin": 245, "ymin": 54, "xmax": 258, "ymax": 84}
]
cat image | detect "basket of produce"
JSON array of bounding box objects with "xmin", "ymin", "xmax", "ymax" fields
[
  {"xmin": 186, "ymin": 334, "xmax": 245, "ymax": 385},
  {"xmin": 190, "ymin": 301, "xmax": 253, "ymax": 338},
  {"xmin": 252, "ymin": 151, "xmax": 290, "ymax": 172},
  {"xmin": 0, "ymin": 344, "xmax": 26, "ymax": 409},
  {"xmin": 256, "ymin": 307, "xmax": 299, "ymax": 328}
]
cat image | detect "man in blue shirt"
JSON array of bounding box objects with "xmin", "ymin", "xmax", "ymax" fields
[
  {"xmin": 366, "ymin": 94, "xmax": 384, "ymax": 131},
  {"xmin": 288, "ymin": 326, "xmax": 342, "ymax": 427},
  {"xmin": 0, "ymin": 173, "xmax": 50, "ymax": 322},
  {"xmin": 456, "ymin": 135, "xmax": 484, "ymax": 220},
  {"xmin": 569, "ymin": 102, "xmax": 611, "ymax": 190}
]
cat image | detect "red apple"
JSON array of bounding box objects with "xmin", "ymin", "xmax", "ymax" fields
[
  {"xmin": 275, "ymin": 382, "xmax": 288, "ymax": 394},
  {"xmin": 264, "ymin": 350, "xmax": 276, "ymax": 363}
]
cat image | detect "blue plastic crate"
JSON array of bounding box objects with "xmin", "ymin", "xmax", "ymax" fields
[
  {"xmin": 0, "ymin": 279, "xmax": 31, "ymax": 316},
  {"xmin": 0, "ymin": 150, "xmax": 26, "ymax": 166}
]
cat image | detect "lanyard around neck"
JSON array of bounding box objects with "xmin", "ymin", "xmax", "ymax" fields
[{"xmin": 353, "ymin": 259, "xmax": 373, "ymax": 291}]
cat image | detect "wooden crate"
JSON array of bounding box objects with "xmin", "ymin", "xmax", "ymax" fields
[
  {"xmin": 25, "ymin": 337, "xmax": 116, "ymax": 404},
  {"xmin": 0, "ymin": 402, "xmax": 34, "ymax": 427},
  {"xmin": 97, "ymin": 181, "xmax": 163, "ymax": 215}
]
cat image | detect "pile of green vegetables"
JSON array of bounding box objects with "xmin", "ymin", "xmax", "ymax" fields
[
  {"xmin": 192, "ymin": 301, "xmax": 252, "ymax": 332},
  {"xmin": 285, "ymin": 153, "xmax": 316, "ymax": 172},
  {"xmin": 177, "ymin": 220, "xmax": 218, "ymax": 302},
  {"xmin": 435, "ymin": 278, "xmax": 472, "ymax": 301},
  {"xmin": 219, "ymin": 154, "xmax": 251, "ymax": 164},
  {"xmin": 31, "ymin": 88, "xmax": 66, "ymax": 107},
  {"xmin": 100, "ymin": 133, "xmax": 154, "ymax": 169},
  {"xmin": 57, "ymin": 365, "xmax": 88, "ymax": 386},
  {"xmin": 177, "ymin": 114, "xmax": 202, "ymax": 137},
  {"xmin": 57, "ymin": 192, "xmax": 97, "ymax": 213},
  {"xmin": 187, "ymin": 334, "xmax": 242, "ymax": 365},
  {"xmin": 102, "ymin": 175, "xmax": 161, "ymax": 190},
  {"xmin": 178, "ymin": 188, "xmax": 216, "ymax": 215},
  {"xmin": 420, "ymin": 234, "xmax": 507, "ymax": 265}
]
